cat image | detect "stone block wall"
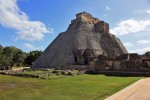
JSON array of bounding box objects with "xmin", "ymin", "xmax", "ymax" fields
[
  {"xmin": 95, "ymin": 21, "xmax": 109, "ymax": 33},
  {"xmin": 91, "ymin": 60, "xmax": 149, "ymax": 72},
  {"xmin": 76, "ymin": 12, "xmax": 100, "ymax": 23}
]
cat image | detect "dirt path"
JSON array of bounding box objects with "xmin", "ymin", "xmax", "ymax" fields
[
  {"xmin": 11, "ymin": 67, "xmax": 30, "ymax": 71},
  {"xmin": 105, "ymin": 78, "xmax": 150, "ymax": 100}
]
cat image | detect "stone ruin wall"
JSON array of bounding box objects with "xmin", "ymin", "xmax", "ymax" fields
[
  {"xmin": 90, "ymin": 53, "xmax": 150, "ymax": 72},
  {"xmin": 71, "ymin": 12, "xmax": 109, "ymax": 33},
  {"xmin": 76, "ymin": 12, "xmax": 100, "ymax": 23},
  {"xmin": 67, "ymin": 12, "xmax": 128, "ymax": 67}
]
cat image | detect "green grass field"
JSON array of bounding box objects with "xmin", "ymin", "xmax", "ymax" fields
[{"xmin": 0, "ymin": 74, "xmax": 140, "ymax": 100}]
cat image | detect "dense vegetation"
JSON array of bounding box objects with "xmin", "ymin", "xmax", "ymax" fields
[
  {"xmin": 145, "ymin": 51, "xmax": 150, "ymax": 58},
  {"xmin": 0, "ymin": 74, "xmax": 140, "ymax": 100},
  {"xmin": 0, "ymin": 45, "xmax": 42, "ymax": 69}
]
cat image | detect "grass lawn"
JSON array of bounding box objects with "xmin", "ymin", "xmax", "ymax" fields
[{"xmin": 0, "ymin": 74, "xmax": 140, "ymax": 100}]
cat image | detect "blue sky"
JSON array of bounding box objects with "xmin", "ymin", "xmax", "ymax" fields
[{"xmin": 0, "ymin": 0, "xmax": 150, "ymax": 54}]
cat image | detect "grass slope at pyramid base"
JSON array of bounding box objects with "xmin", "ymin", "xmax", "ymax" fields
[{"xmin": 0, "ymin": 74, "xmax": 140, "ymax": 100}]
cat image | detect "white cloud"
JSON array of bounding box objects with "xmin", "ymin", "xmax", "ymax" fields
[
  {"xmin": 0, "ymin": 0, "xmax": 51, "ymax": 41},
  {"xmin": 133, "ymin": 47, "xmax": 150, "ymax": 54},
  {"xmin": 137, "ymin": 39, "xmax": 150, "ymax": 44},
  {"xmin": 105, "ymin": 6, "xmax": 111, "ymax": 11},
  {"xmin": 23, "ymin": 43, "xmax": 43, "ymax": 50},
  {"xmin": 110, "ymin": 19, "xmax": 150, "ymax": 35},
  {"xmin": 103, "ymin": 14, "xmax": 109, "ymax": 17},
  {"xmin": 146, "ymin": 10, "xmax": 150, "ymax": 14},
  {"xmin": 24, "ymin": 43, "xmax": 35, "ymax": 50},
  {"xmin": 136, "ymin": 9, "xmax": 150, "ymax": 15},
  {"xmin": 49, "ymin": 28, "xmax": 54, "ymax": 33},
  {"xmin": 123, "ymin": 42, "xmax": 134, "ymax": 47}
]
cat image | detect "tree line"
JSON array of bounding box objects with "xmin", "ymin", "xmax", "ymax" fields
[
  {"xmin": 143, "ymin": 51, "xmax": 150, "ymax": 59},
  {"xmin": 0, "ymin": 45, "xmax": 42, "ymax": 70}
]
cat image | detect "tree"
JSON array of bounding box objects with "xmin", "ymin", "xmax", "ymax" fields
[
  {"xmin": 0, "ymin": 46, "xmax": 27, "ymax": 68},
  {"xmin": 2, "ymin": 46, "xmax": 14, "ymax": 67},
  {"xmin": 0, "ymin": 44, "xmax": 42, "ymax": 70},
  {"xmin": 25, "ymin": 50, "xmax": 42, "ymax": 66},
  {"xmin": 13, "ymin": 49, "xmax": 27, "ymax": 66},
  {"xmin": 145, "ymin": 51, "xmax": 150, "ymax": 59},
  {"xmin": 0, "ymin": 45, "xmax": 3, "ymax": 54},
  {"xmin": 0, "ymin": 45, "xmax": 3, "ymax": 67}
]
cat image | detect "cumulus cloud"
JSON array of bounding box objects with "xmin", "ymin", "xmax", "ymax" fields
[
  {"xmin": 24, "ymin": 43, "xmax": 35, "ymax": 50},
  {"xmin": 105, "ymin": 6, "xmax": 111, "ymax": 11},
  {"xmin": 110, "ymin": 19, "xmax": 150, "ymax": 35},
  {"xmin": 123, "ymin": 42, "xmax": 134, "ymax": 47},
  {"xmin": 0, "ymin": 0, "xmax": 51, "ymax": 41},
  {"xmin": 23, "ymin": 43, "xmax": 43, "ymax": 50},
  {"xmin": 146, "ymin": 10, "xmax": 150, "ymax": 14},
  {"xmin": 137, "ymin": 39, "xmax": 150, "ymax": 44},
  {"xmin": 103, "ymin": 14, "xmax": 109, "ymax": 17},
  {"xmin": 129, "ymin": 47, "xmax": 150, "ymax": 54}
]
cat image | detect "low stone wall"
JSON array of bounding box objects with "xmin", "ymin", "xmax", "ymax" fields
[
  {"xmin": 61, "ymin": 65, "xmax": 93, "ymax": 70},
  {"xmin": 0, "ymin": 69, "xmax": 86, "ymax": 79}
]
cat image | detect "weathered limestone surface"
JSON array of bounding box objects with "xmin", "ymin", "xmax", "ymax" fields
[
  {"xmin": 32, "ymin": 12, "xmax": 128, "ymax": 68},
  {"xmin": 91, "ymin": 53, "xmax": 150, "ymax": 72}
]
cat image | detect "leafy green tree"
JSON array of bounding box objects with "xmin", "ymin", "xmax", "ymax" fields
[
  {"xmin": 1, "ymin": 46, "xmax": 19, "ymax": 68},
  {"xmin": 0, "ymin": 45, "xmax": 4, "ymax": 68},
  {"xmin": 145, "ymin": 51, "xmax": 150, "ymax": 59},
  {"xmin": 13, "ymin": 49, "xmax": 27, "ymax": 66},
  {"xmin": 0, "ymin": 46, "xmax": 28, "ymax": 68},
  {"xmin": 0, "ymin": 45, "xmax": 3, "ymax": 54},
  {"xmin": 0, "ymin": 45, "xmax": 3, "ymax": 57},
  {"xmin": 25, "ymin": 50, "xmax": 42, "ymax": 66},
  {"xmin": 0, "ymin": 44, "xmax": 42, "ymax": 69}
]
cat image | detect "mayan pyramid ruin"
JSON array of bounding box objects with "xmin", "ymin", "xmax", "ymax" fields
[{"xmin": 32, "ymin": 12, "xmax": 128, "ymax": 69}]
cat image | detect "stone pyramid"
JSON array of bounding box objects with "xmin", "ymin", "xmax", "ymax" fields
[{"xmin": 32, "ymin": 12, "xmax": 128, "ymax": 68}]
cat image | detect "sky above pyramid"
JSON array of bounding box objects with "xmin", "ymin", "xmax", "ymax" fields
[{"xmin": 0, "ymin": 0, "xmax": 150, "ymax": 54}]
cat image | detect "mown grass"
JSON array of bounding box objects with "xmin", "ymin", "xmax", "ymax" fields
[{"xmin": 0, "ymin": 74, "xmax": 140, "ymax": 100}]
